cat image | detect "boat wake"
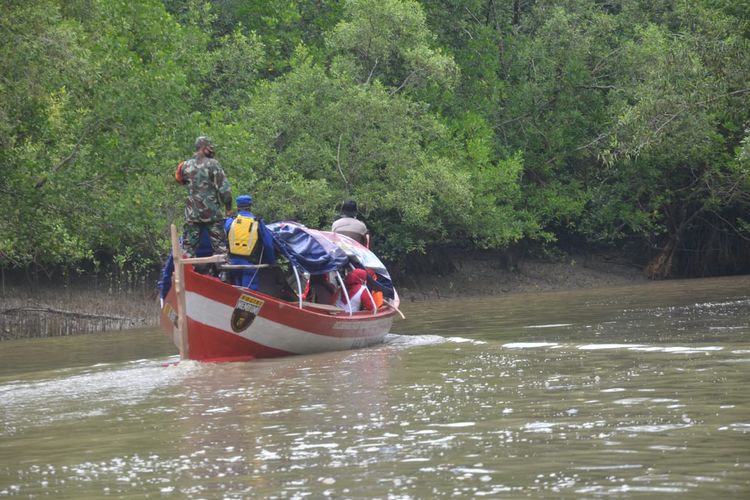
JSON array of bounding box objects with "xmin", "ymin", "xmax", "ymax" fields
[
  {"xmin": 502, "ymin": 341, "xmax": 733, "ymax": 355},
  {"xmin": 384, "ymin": 333, "xmax": 486, "ymax": 347},
  {"xmin": 0, "ymin": 358, "xmax": 190, "ymax": 434}
]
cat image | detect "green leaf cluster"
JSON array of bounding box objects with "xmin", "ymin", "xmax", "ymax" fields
[{"xmin": 3, "ymin": 0, "xmax": 750, "ymax": 279}]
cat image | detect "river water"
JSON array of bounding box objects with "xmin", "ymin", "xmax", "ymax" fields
[{"xmin": 1, "ymin": 276, "xmax": 749, "ymax": 498}]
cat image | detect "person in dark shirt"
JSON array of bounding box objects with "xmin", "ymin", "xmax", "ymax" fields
[{"xmin": 332, "ymin": 199, "xmax": 369, "ymax": 247}]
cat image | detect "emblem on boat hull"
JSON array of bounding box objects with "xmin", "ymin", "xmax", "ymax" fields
[
  {"xmin": 231, "ymin": 294, "xmax": 265, "ymax": 333},
  {"xmin": 163, "ymin": 303, "xmax": 178, "ymax": 328}
]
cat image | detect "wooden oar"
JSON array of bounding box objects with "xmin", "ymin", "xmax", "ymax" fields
[
  {"xmin": 219, "ymin": 264, "xmax": 271, "ymax": 270},
  {"xmin": 384, "ymin": 299, "xmax": 406, "ymax": 319}
]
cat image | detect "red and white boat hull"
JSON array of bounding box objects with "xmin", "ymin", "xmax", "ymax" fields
[{"xmin": 160, "ymin": 267, "xmax": 396, "ymax": 362}]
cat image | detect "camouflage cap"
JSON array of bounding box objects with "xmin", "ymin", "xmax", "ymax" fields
[{"xmin": 194, "ymin": 136, "xmax": 214, "ymax": 150}]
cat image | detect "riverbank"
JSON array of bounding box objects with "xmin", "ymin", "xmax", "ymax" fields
[
  {"xmin": 396, "ymin": 252, "xmax": 647, "ymax": 301},
  {"xmin": 0, "ymin": 253, "xmax": 646, "ymax": 340},
  {"xmin": 0, "ymin": 279, "xmax": 156, "ymax": 341}
]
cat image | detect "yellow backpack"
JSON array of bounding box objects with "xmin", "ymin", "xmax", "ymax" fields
[{"xmin": 228, "ymin": 214, "xmax": 259, "ymax": 257}]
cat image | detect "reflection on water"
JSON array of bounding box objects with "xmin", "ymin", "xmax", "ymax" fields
[{"xmin": 1, "ymin": 276, "xmax": 749, "ymax": 497}]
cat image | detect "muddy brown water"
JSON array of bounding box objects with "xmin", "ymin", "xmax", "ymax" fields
[{"xmin": 1, "ymin": 276, "xmax": 749, "ymax": 497}]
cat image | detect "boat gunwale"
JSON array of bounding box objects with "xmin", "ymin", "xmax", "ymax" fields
[{"xmin": 184, "ymin": 266, "xmax": 398, "ymax": 323}]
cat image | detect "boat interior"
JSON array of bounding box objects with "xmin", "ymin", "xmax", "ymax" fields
[{"xmin": 205, "ymin": 263, "xmax": 391, "ymax": 317}]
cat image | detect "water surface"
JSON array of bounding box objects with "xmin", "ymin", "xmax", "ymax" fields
[{"xmin": 1, "ymin": 276, "xmax": 749, "ymax": 497}]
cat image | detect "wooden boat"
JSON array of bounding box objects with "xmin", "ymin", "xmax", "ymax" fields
[{"xmin": 159, "ymin": 222, "xmax": 401, "ymax": 362}]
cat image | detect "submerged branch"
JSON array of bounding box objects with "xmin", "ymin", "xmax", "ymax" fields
[{"xmin": 1, "ymin": 306, "xmax": 135, "ymax": 322}]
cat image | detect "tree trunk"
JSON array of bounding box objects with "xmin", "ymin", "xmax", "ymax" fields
[
  {"xmin": 512, "ymin": 0, "xmax": 521, "ymax": 25},
  {"xmin": 645, "ymin": 236, "xmax": 678, "ymax": 279}
]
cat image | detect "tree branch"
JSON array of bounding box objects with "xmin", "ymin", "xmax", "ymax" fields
[
  {"xmin": 335, "ymin": 134, "xmax": 350, "ymax": 194},
  {"xmin": 464, "ymin": 5, "xmax": 482, "ymax": 25},
  {"xmin": 389, "ymin": 72, "xmax": 413, "ymax": 96},
  {"xmin": 365, "ymin": 57, "xmax": 379, "ymax": 85},
  {"xmin": 575, "ymin": 85, "xmax": 619, "ymax": 91},
  {"xmin": 35, "ymin": 120, "xmax": 98, "ymax": 189}
]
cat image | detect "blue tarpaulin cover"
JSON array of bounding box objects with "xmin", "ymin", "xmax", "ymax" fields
[
  {"xmin": 270, "ymin": 223, "xmax": 394, "ymax": 299},
  {"xmin": 318, "ymin": 231, "xmax": 390, "ymax": 279},
  {"xmin": 159, "ymin": 221, "xmax": 393, "ymax": 301},
  {"xmin": 268, "ymin": 221, "xmax": 349, "ymax": 275}
]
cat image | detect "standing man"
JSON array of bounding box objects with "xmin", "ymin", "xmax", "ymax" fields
[
  {"xmin": 175, "ymin": 136, "xmax": 233, "ymax": 257},
  {"xmin": 224, "ymin": 195, "xmax": 276, "ymax": 290},
  {"xmin": 331, "ymin": 199, "xmax": 370, "ymax": 247}
]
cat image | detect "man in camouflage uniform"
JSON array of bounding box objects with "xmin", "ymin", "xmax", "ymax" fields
[{"xmin": 175, "ymin": 136, "xmax": 233, "ymax": 257}]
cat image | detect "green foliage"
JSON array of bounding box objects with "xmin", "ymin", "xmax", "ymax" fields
[
  {"xmin": 328, "ymin": 0, "xmax": 458, "ymax": 93},
  {"xmin": 200, "ymin": 0, "xmax": 343, "ymax": 75},
  {"xmin": 203, "ymin": 29, "xmax": 266, "ymax": 110},
  {"xmin": 586, "ymin": 2, "xmax": 750, "ymax": 271},
  {"xmin": 3, "ymin": 0, "xmax": 750, "ymax": 279},
  {"xmin": 0, "ymin": 0, "xmax": 208, "ymax": 271},
  {"xmin": 213, "ymin": 59, "xmax": 475, "ymax": 259}
]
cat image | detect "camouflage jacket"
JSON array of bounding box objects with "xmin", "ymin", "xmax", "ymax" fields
[{"xmin": 177, "ymin": 156, "xmax": 232, "ymax": 222}]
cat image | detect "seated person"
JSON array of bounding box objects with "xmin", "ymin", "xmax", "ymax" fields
[
  {"xmin": 366, "ymin": 268, "xmax": 395, "ymax": 300},
  {"xmin": 302, "ymin": 273, "xmax": 336, "ymax": 304},
  {"xmin": 224, "ymin": 194, "xmax": 276, "ymax": 290},
  {"xmin": 334, "ymin": 268, "xmax": 376, "ymax": 313},
  {"xmin": 331, "ymin": 199, "xmax": 370, "ymax": 247},
  {"xmin": 365, "ymin": 269, "xmax": 385, "ymax": 308}
]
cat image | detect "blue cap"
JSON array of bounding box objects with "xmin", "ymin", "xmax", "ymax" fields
[{"xmin": 236, "ymin": 194, "xmax": 253, "ymax": 207}]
